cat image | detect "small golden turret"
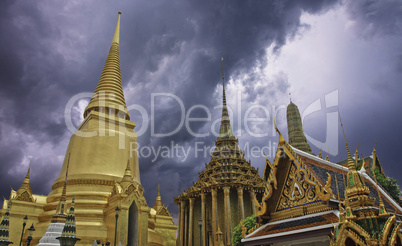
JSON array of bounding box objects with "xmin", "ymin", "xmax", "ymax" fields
[
  {"xmin": 15, "ymin": 164, "xmax": 34, "ymax": 202},
  {"xmin": 120, "ymin": 160, "xmax": 133, "ymax": 190},
  {"xmin": 153, "ymin": 185, "xmax": 163, "ymax": 211}
]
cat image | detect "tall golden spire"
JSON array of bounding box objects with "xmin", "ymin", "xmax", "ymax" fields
[
  {"xmin": 15, "ymin": 164, "xmax": 33, "ymax": 201},
  {"xmin": 53, "ymin": 153, "xmax": 70, "ymax": 222},
  {"xmin": 84, "ymin": 12, "xmax": 130, "ymax": 120},
  {"xmin": 339, "ymin": 113, "xmax": 372, "ymax": 209},
  {"xmin": 218, "ymin": 57, "xmax": 234, "ymax": 140}
]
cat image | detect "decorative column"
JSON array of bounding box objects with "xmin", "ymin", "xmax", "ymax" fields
[
  {"xmin": 201, "ymin": 193, "xmax": 206, "ymax": 246},
  {"xmin": 249, "ymin": 189, "xmax": 257, "ymax": 215},
  {"xmin": 223, "ymin": 187, "xmax": 231, "ymax": 245},
  {"xmin": 180, "ymin": 200, "xmax": 185, "ymax": 246},
  {"xmin": 184, "ymin": 202, "xmax": 188, "ymax": 246},
  {"xmin": 189, "ymin": 198, "xmax": 195, "ymax": 246},
  {"xmin": 211, "ymin": 189, "xmax": 218, "ymax": 244},
  {"xmin": 237, "ymin": 187, "xmax": 245, "ymax": 220}
]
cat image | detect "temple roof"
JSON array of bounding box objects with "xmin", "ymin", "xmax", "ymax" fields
[
  {"xmin": 246, "ymin": 127, "xmax": 402, "ymax": 244},
  {"xmin": 294, "ymin": 147, "xmax": 400, "ymax": 212}
]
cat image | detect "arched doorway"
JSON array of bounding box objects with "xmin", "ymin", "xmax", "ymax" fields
[
  {"xmin": 345, "ymin": 237, "xmax": 356, "ymax": 246},
  {"xmin": 127, "ymin": 201, "xmax": 138, "ymax": 246},
  {"xmin": 396, "ymin": 236, "xmax": 402, "ymax": 246}
]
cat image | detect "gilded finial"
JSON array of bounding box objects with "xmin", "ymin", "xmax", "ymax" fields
[
  {"xmin": 355, "ymin": 143, "xmax": 359, "ymax": 161},
  {"xmin": 274, "ymin": 115, "xmax": 285, "ymax": 145},
  {"xmin": 318, "ymin": 147, "xmax": 322, "ymax": 159},
  {"xmin": 339, "ymin": 112, "xmax": 356, "ymax": 171},
  {"xmin": 26, "ymin": 162, "xmax": 31, "ymax": 179},
  {"xmin": 112, "ymin": 12, "xmax": 121, "ymax": 44}
]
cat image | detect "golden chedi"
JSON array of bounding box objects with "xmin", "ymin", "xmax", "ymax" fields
[{"xmin": 1, "ymin": 12, "xmax": 177, "ymax": 246}]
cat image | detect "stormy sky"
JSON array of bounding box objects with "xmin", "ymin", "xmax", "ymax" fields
[{"xmin": 1, "ymin": 0, "xmax": 402, "ymax": 222}]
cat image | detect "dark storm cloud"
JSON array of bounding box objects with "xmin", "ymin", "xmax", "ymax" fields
[
  {"xmin": 0, "ymin": 0, "xmax": 347, "ymax": 221},
  {"xmin": 333, "ymin": 0, "xmax": 402, "ymax": 178},
  {"xmin": 344, "ymin": 0, "xmax": 402, "ymax": 37},
  {"xmin": 119, "ymin": 0, "xmax": 340, "ymax": 217},
  {"xmin": 0, "ymin": 1, "xmax": 75, "ymax": 145}
]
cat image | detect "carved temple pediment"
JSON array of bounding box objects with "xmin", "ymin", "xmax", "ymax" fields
[{"xmin": 14, "ymin": 190, "xmax": 34, "ymax": 202}]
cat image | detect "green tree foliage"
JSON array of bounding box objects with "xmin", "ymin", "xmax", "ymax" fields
[
  {"xmin": 372, "ymin": 169, "xmax": 401, "ymax": 202},
  {"xmin": 232, "ymin": 215, "xmax": 257, "ymax": 246}
]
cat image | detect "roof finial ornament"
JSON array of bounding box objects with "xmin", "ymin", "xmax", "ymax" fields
[
  {"xmin": 339, "ymin": 112, "xmax": 356, "ymax": 170},
  {"xmin": 274, "ymin": 115, "xmax": 285, "ymax": 145},
  {"xmin": 289, "ymin": 92, "xmax": 292, "ymax": 103},
  {"xmin": 355, "ymin": 143, "xmax": 359, "ymax": 162},
  {"xmin": 326, "ymin": 148, "xmax": 330, "ymax": 161},
  {"xmin": 26, "ymin": 162, "xmax": 31, "ymax": 179}
]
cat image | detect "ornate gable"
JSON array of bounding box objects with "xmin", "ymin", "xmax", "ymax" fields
[
  {"xmin": 256, "ymin": 123, "xmax": 333, "ymax": 222},
  {"xmin": 156, "ymin": 205, "xmax": 171, "ymax": 217},
  {"xmin": 14, "ymin": 190, "xmax": 34, "ymax": 202}
]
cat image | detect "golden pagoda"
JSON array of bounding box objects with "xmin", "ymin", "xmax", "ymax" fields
[
  {"xmin": 174, "ymin": 62, "xmax": 265, "ymax": 246},
  {"xmin": 0, "ymin": 12, "xmax": 177, "ymax": 246}
]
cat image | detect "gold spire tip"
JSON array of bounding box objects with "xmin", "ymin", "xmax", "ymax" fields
[{"xmin": 112, "ymin": 12, "xmax": 121, "ymax": 44}]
